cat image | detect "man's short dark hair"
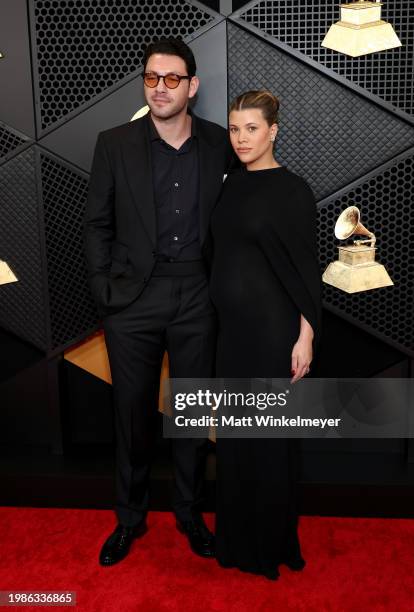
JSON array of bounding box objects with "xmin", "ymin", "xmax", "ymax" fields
[{"xmin": 142, "ymin": 38, "xmax": 197, "ymax": 77}]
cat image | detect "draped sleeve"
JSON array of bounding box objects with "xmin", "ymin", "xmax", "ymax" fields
[{"xmin": 258, "ymin": 175, "xmax": 322, "ymax": 352}]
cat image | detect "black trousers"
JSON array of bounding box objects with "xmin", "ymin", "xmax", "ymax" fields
[{"xmin": 102, "ymin": 262, "xmax": 216, "ymax": 527}]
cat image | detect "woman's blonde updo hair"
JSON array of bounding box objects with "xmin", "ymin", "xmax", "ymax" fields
[{"xmin": 229, "ymin": 90, "xmax": 280, "ymax": 126}]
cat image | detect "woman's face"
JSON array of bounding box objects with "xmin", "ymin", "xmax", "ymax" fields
[{"xmin": 228, "ymin": 108, "xmax": 277, "ymax": 167}]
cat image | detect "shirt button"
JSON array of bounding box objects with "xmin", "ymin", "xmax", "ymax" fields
[
  {"xmin": 174, "ymin": 182, "xmax": 179, "ymax": 187},
  {"xmin": 173, "ymin": 236, "xmax": 178, "ymax": 241}
]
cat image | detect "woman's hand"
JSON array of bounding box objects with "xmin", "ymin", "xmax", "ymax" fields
[
  {"xmin": 291, "ymin": 315, "xmax": 314, "ymax": 383},
  {"xmin": 290, "ymin": 335, "xmax": 313, "ymax": 383}
]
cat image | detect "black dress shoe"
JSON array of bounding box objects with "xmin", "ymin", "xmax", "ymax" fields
[
  {"xmin": 283, "ymin": 556, "xmax": 306, "ymax": 571},
  {"xmin": 176, "ymin": 516, "xmax": 215, "ymax": 558},
  {"xmin": 99, "ymin": 521, "xmax": 147, "ymax": 566}
]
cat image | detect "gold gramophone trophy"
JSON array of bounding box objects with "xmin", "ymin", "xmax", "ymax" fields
[{"xmin": 322, "ymin": 206, "xmax": 393, "ymax": 293}]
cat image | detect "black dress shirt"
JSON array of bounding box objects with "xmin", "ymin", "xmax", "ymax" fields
[{"xmin": 147, "ymin": 112, "xmax": 201, "ymax": 261}]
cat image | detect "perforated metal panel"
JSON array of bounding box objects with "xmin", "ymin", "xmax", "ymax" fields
[
  {"xmin": 0, "ymin": 147, "xmax": 48, "ymax": 350},
  {"xmin": 318, "ymin": 151, "xmax": 414, "ymax": 355},
  {"xmin": 235, "ymin": 0, "xmax": 414, "ymax": 117},
  {"xmin": 41, "ymin": 152, "xmax": 99, "ymax": 351},
  {"xmin": 227, "ymin": 23, "xmax": 414, "ymax": 200},
  {"xmin": 0, "ymin": 123, "xmax": 31, "ymax": 164},
  {"xmin": 0, "ymin": 0, "xmax": 37, "ymax": 138},
  {"xmin": 31, "ymin": 0, "xmax": 219, "ymax": 133}
]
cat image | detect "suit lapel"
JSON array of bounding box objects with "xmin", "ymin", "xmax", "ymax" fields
[{"xmin": 121, "ymin": 117, "xmax": 156, "ymax": 246}]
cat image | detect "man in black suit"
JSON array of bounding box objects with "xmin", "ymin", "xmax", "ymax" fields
[{"xmin": 84, "ymin": 39, "xmax": 231, "ymax": 566}]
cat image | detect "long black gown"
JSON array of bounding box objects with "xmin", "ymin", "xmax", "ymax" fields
[{"xmin": 209, "ymin": 166, "xmax": 322, "ymax": 580}]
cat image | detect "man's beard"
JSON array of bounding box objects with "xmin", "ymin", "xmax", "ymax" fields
[{"xmin": 147, "ymin": 97, "xmax": 187, "ymax": 121}]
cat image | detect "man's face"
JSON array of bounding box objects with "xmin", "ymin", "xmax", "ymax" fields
[{"xmin": 143, "ymin": 53, "xmax": 199, "ymax": 120}]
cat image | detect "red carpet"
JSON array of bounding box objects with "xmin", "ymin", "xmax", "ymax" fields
[{"xmin": 0, "ymin": 508, "xmax": 413, "ymax": 611}]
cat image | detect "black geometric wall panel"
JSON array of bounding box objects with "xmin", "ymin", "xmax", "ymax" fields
[
  {"xmin": 318, "ymin": 150, "xmax": 414, "ymax": 356},
  {"xmin": 0, "ymin": 123, "xmax": 31, "ymax": 165},
  {"xmin": 0, "ymin": 0, "xmax": 36, "ymax": 138},
  {"xmin": 235, "ymin": 0, "xmax": 414, "ymax": 118},
  {"xmin": 41, "ymin": 152, "xmax": 98, "ymax": 351},
  {"xmin": 30, "ymin": 0, "xmax": 221, "ymax": 133},
  {"xmin": 227, "ymin": 23, "xmax": 414, "ymax": 201},
  {"xmin": 0, "ymin": 148, "xmax": 48, "ymax": 351}
]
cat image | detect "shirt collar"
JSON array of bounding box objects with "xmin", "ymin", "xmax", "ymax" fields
[{"xmin": 146, "ymin": 109, "xmax": 197, "ymax": 142}]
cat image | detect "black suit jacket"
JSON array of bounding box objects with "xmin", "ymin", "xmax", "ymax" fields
[{"xmin": 83, "ymin": 112, "xmax": 232, "ymax": 318}]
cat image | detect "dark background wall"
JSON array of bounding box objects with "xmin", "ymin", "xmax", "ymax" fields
[{"xmin": 0, "ymin": 0, "xmax": 413, "ymax": 516}]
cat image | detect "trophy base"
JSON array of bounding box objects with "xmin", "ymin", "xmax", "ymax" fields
[
  {"xmin": 321, "ymin": 20, "xmax": 402, "ymax": 57},
  {"xmin": 322, "ymin": 260, "xmax": 393, "ymax": 293},
  {"xmin": 0, "ymin": 260, "xmax": 18, "ymax": 286}
]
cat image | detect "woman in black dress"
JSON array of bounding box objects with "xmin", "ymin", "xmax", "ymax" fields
[{"xmin": 209, "ymin": 91, "xmax": 322, "ymax": 580}]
